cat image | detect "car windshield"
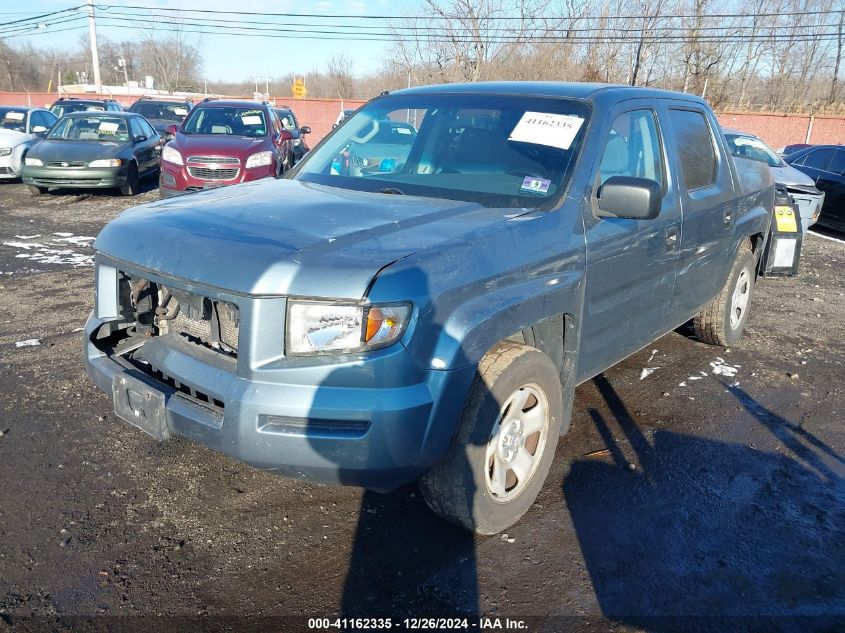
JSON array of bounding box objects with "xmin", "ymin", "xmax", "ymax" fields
[
  {"xmin": 129, "ymin": 101, "xmax": 190, "ymax": 122},
  {"xmin": 47, "ymin": 116, "xmax": 129, "ymax": 142},
  {"xmin": 725, "ymin": 133, "xmax": 783, "ymax": 167},
  {"xmin": 0, "ymin": 108, "xmax": 27, "ymax": 131},
  {"xmin": 51, "ymin": 102, "xmax": 106, "ymax": 117},
  {"xmin": 182, "ymin": 106, "xmax": 268, "ymax": 137},
  {"xmin": 296, "ymin": 93, "xmax": 590, "ymax": 209}
]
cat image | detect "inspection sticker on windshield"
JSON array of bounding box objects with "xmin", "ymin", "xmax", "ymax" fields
[
  {"xmin": 509, "ymin": 112, "xmax": 584, "ymax": 150},
  {"xmin": 98, "ymin": 121, "xmax": 119, "ymax": 133},
  {"xmin": 521, "ymin": 176, "xmax": 551, "ymax": 194}
]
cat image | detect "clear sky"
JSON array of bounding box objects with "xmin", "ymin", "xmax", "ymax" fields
[{"xmin": 5, "ymin": 0, "xmax": 415, "ymax": 82}]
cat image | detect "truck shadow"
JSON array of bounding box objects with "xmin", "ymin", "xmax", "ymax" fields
[
  {"xmin": 304, "ymin": 266, "xmax": 482, "ymax": 617},
  {"xmin": 563, "ymin": 375, "xmax": 844, "ymax": 632}
]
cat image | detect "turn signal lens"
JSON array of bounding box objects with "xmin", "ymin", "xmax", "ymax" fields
[{"xmin": 364, "ymin": 305, "xmax": 410, "ymax": 346}]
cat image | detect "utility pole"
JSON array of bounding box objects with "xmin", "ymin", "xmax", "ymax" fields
[{"xmin": 87, "ymin": 0, "xmax": 102, "ymax": 93}]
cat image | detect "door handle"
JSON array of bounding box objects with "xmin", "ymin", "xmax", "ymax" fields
[
  {"xmin": 665, "ymin": 224, "xmax": 679, "ymax": 251},
  {"xmin": 723, "ymin": 207, "xmax": 733, "ymax": 226}
]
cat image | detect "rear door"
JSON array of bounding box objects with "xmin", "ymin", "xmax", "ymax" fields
[
  {"xmin": 578, "ymin": 101, "xmax": 682, "ymax": 380},
  {"xmin": 816, "ymin": 148, "xmax": 845, "ymax": 229},
  {"xmin": 663, "ymin": 104, "xmax": 736, "ymax": 325}
]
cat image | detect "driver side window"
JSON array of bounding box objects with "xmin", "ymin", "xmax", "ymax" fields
[{"xmin": 598, "ymin": 110, "xmax": 664, "ymax": 186}]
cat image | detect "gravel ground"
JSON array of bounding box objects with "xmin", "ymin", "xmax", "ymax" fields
[{"xmin": 0, "ymin": 180, "xmax": 843, "ymax": 633}]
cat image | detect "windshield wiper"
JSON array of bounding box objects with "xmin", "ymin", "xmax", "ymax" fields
[{"xmin": 379, "ymin": 187, "xmax": 405, "ymax": 195}]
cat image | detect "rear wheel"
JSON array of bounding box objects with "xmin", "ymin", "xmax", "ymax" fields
[
  {"xmin": 693, "ymin": 244, "xmax": 756, "ymax": 346},
  {"xmin": 27, "ymin": 185, "xmax": 46, "ymax": 196},
  {"xmin": 420, "ymin": 341, "xmax": 563, "ymax": 534},
  {"xmin": 120, "ymin": 162, "xmax": 139, "ymax": 196}
]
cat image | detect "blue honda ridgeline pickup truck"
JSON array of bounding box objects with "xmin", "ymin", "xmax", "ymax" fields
[{"xmin": 85, "ymin": 83, "xmax": 774, "ymax": 534}]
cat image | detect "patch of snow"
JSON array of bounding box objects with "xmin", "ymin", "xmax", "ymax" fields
[
  {"xmin": 710, "ymin": 357, "xmax": 740, "ymax": 377},
  {"xmin": 640, "ymin": 367, "xmax": 659, "ymax": 380},
  {"xmin": 15, "ymin": 338, "xmax": 41, "ymax": 347},
  {"xmin": 13, "ymin": 235, "xmax": 41, "ymax": 240},
  {"xmin": 53, "ymin": 232, "xmax": 73, "ymax": 237}
]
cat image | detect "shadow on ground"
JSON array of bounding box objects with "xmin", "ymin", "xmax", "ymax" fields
[{"xmin": 564, "ymin": 375, "xmax": 844, "ymax": 632}]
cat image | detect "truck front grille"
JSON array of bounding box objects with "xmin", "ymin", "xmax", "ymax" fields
[
  {"xmin": 187, "ymin": 166, "xmax": 239, "ymax": 180},
  {"xmin": 168, "ymin": 294, "xmax": 240, "ymax": 354}
]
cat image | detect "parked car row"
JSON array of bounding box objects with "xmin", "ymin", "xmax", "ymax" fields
[{"xmin": 0, "ymin": 96, "xmax": 311, "ymax": 198}]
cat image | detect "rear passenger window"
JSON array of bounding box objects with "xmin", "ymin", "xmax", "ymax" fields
[
  {"xmin": 800, "ymin": 148, "xmax": 835, "ymax": 171},
  {"xmin": 669, "ymin": 109, "xmax": 716, "ymax": 190},
  {"xmin": 829, "ymin": 149, "xmax": 845, "ymax": 174},
  {"xmin": 598, "ymin": 110, "xmax": 663, "ymax": 186}
]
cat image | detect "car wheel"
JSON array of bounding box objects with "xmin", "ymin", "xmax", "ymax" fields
[
  {"xmin": 419, "ymin": 341, "xmax": 563, "ymax": 534},
  {"xmin": 27, "ymin": 185, "xmax": 46, "ymax": 196},
  {"xmin": 120, "ymin": 162, "xmax": 139, "ymax": 196},
  {"xmin": 694, "ymin": 243, "xmax": 756, "ymax": 346}
]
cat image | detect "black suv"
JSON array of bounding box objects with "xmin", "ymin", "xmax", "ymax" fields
[
  {"xmin": 128, "ymin": 98, "xmax": 193, "ymax": 134},
  {"xmin": 50, "ymin": 98, "xmax": 124, "ymax": 117}
]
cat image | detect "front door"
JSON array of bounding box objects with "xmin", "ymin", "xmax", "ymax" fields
[{"xmin": 578, "ymin": 103, "xmax": 682, "ymax": 381}]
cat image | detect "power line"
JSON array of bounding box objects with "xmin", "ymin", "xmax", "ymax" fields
[
  {"xmin": 100, "ymin": 3, "xmax": 845, "ymax": 21},
  {"xmin": 94, "ymin": 7, "xmax": 845, "ymax": 35},
  {"xmin": 0, "ymin": 5, "xmax": 85, "ymax": 29}
]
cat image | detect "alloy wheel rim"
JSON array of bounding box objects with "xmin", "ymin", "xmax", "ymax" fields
[{"xmin": 484, "ymin": 383, "xmax": 549, "ymax": 503}]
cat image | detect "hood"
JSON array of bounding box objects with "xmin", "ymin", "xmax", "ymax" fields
[
  {"xmin": 172, "ymin": 132, "xmax": 267, "ymax": 157},
  {"xmin": 770, "ymin": 163, "xmax": 817, "ymax": 188},
  {"xmin": 0, "ymin": 129, "xmax": 34, "ymax": 146},
  {"xmin": 95, "ymin": 178, "xmax": 511, "ymax": 298},
  {"xmin": 147, "ymin": 119, "xmax": 176, "ymax": 133},
  {"xmin": 30, "ymin": 139, "xmax": 127, "ymax": 163}
]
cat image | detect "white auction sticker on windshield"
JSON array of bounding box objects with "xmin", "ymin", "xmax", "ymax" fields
[
  {"xmin": 98, "ymin": 121, "xmax": 119, "ymax": 133},
  {"xmin": 173, "ymin": 107, "xmax": 188, "ymax": 116},
  {"xmin": 509, "ymin": 112, "xmax": 584, "ymax": 150},
  {"xmin": 4, "ymin": 112, "xmax": 24, "ymax": 121},
  {"xmin": 241, "ymin": 115, "xmax": 262, "ymax": 125}
]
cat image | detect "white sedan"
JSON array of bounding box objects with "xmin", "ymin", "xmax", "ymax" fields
[{"xmin": 0, "ymin": 106, "xmax": 58, "ymax": 179}]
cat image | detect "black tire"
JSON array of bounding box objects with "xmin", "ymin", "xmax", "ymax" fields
[
  {"xmin": 120, "ymin": 163, "xmax": 139, "ymax": 196},
  {"xmin": 27, "ymin": 185, "xmax": 46, "ymax": 196},
  {"xmin": 693, "ymin": 244, "xmax": 756, "ymax": 346},
  {"xmin": 419, "ymin": 341, "xmax": 563, "ymax": 534}
]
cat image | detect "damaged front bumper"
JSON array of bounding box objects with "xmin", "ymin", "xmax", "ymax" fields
[{"xmin": 83, "ymin": 259, "xmax": 473, "ymax": 491}]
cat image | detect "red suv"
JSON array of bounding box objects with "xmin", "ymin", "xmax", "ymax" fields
[{"xmin": 159, "ymin": 99, "xmax": 292, "ymax": 198}]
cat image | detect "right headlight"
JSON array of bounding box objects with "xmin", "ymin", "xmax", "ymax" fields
[
  {"xmin": 25, "ymin": 156, "xmax": 43, "ymax": 166},
  {"xmin": 0, "ymin": 147, "xmax": 11, "ymax": 157},
  {"xmin": 161, "ymin": 144, "xmax": 183, "ymax": 165},
  {"xmin": 287, "ymin": 300, "xmax": 411, "ymax": 355}
]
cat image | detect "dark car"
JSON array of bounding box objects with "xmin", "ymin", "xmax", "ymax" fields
[
  {"xmin": 50, "ymin": 98, "xmax": 124, "ymax": 117},
  {"xmin": 128, "ymin": 98, "xmax": 193, "ymax": 134},
  {"xmin": 274, "ymin": 107, "xmax": 311, "ymax": 164},
  {"xmin": 158, "ymin": 98, "xmax": 292, "ymax": 198},
  {"xmin": 22, "ymin": 111, "xmax": 162, "ymax": 196},
  {"xmin": 784, "ymin": 144, "xmax": 845, "ymax": 233},
  {"xmin": 778, "ymin": 143, "xmax": 812, "ymax": 156}
]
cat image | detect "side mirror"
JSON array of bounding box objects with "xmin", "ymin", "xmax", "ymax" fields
[
  {"xmin": 32, "ymin": 126, "xmax": 48, "ymax": 135},
  {"xmin": 164, "ymin": 124, "xmax": 178, "ymax": 142},
  {"xmin": 279, "ymin": 129, "xmax": 294, "ymax": 142},
  {"xmin": 300, "ymin": 126, "xmax": 311, "ymax": 135},
  {"xmin": 596, "ymin": 176, "xmax": 662, "ymax": 220},
  {"xmin": 133, "ymin": 135, "xmax": 147, "ymax": 144}
]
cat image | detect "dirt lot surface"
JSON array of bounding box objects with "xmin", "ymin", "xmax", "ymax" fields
[{"xmin": 1, "ymin": 180, "xmax": 843, "ymax": 633}]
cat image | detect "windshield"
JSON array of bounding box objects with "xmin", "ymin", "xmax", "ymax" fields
[
  {"xmin": 47, "ymin": 116, "xmax": 129, "ymax": 142},
  {"xmin": 0, "ymin": 108, "xmax": 27, "ymax": 131},
  {"xmin": 725, "ymin": 133, "xmax": 783, "ymax": 167},
  {"xmin": 182, "ymin": 106, "xmax": 268, "ymax": 137},
  {"xmin": 129, "ymin": 101, "xmax": 189, "ymax": 122},
  {"xmin": 296, "ymin": 93, "xmax": 590, "ymax": 208},
  {"xmin": 51, "ymin": 102, "xmax": 105, "ymax": 117}
]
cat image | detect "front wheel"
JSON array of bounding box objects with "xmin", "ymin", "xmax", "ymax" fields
[
  {"xmin": 420, "ymin": 341, "xmax": 563, "ymax": 534},
  {"xmin": 120, "ymin": 163, "xmax": 139, "ymax": 196},
  {"xmin": 694, "ymin": 244, "xmax": 756, "ymax": 346}
]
